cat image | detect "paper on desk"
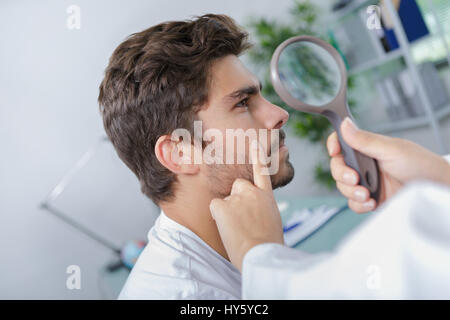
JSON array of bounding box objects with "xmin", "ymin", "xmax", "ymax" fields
[{"xmin": 283, "ymin": 205, "xmax": 343, "ymax": 247}]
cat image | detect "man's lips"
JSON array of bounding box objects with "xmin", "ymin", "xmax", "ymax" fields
[
  {"xmin": 267, "ymin": 129, "xmax": 287, "ymax": 155},
  {"xmin": 270, "ymin": 140, "xmax": 287, "ymax": 155},
  {"xmin": 278, "ymin": 129, "xmax": 286, "ymax": 148}
]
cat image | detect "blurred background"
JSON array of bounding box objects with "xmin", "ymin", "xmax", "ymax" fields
[{"xmin": 1, "ymin": 0, "xmax": 449, "ymax": 299}]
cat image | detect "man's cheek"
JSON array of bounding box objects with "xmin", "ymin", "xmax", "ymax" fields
[{"xmin": 203, "ymin": 128, "xmax": 225, "ymax": 165}]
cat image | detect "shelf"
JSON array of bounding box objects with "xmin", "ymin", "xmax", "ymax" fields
[
  {"xmin": 332, "ymin": 0, "xmax": 378, "ymax": 22},
  {"xmin": 347, "ymin": 35, "xmax": 437, "ymax": 76},
  {"xmin": 348, "ymin": 49, "xmax": 404, "ymax": 76},
  {"xmin": 368, "ymin": 103, "xmax": 450, "ymax": 134},
  {"xmin": 330, "ymin": 0, "xmax": 449, "ymax": 152}
]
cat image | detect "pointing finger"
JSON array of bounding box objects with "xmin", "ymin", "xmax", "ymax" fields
[{"xmin": 251, "ymin": 140, "xmax": 272, "ymax": 192}]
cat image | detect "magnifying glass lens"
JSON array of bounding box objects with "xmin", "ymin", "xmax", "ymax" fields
[{"xmin": 278, "ymin": 41, "xmax": 341, "ymax": 107}]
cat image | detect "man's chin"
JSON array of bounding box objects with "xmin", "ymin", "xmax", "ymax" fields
[{"xmin": 271, "ymin": 159, "xmax": 295, "ymax": 189}]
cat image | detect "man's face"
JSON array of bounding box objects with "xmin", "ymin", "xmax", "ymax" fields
[{"xmin": 196, "ymin": 55, "xmax": 294, "ymax": 198}]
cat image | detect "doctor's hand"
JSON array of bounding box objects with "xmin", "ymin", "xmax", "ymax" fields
[
  {"xmin": 327, "ymin": 117, "xmax": 450, "ymax": 213},
  {"xmin": 209, "ymin": 143, "xmax": 284, "ymax": 272}
]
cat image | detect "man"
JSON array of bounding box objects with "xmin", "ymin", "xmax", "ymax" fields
[{"xmin": 98, "ymin": 14, "xmax": 294, "ymax": 299}]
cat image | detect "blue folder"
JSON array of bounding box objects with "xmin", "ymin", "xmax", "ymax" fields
[{"xmin": 383, "ymin": 0, "xmax": 429, "ymax": 51}]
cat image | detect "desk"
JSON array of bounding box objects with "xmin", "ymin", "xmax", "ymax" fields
[{"xmin": 277, "ymin": 196, "xmax": 373, "ymax": 253}]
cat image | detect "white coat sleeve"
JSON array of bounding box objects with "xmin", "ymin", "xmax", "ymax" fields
[
  {"xmin": 445, "ymin": 154, "xmax": 450, "ymax": 163},
  {"xmin": 242, "ymin": 181, "xmax": 450, "ymax": 299}
]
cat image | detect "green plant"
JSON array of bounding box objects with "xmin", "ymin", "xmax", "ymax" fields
[{"xmin": 247, "ymin": 0, "xmax": 356, "ymax": 189}]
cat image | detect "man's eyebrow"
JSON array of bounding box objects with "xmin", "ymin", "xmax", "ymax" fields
[{"xmin": 223, "ymin": 80, "xmax": 263, "ymax": 102}]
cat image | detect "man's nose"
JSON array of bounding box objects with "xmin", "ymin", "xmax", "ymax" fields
[{"xmin": 255, "ymin": 98, "xmax": 289, "ymax": 130}]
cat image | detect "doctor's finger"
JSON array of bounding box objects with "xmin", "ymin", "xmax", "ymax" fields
[
  {"xmin": 348, "ymin": 198, "xmax": 376, "ymax": 214},
  {"xmin": 251, "ymin": 141, "xmax": 272, "ymax": 192},
  {"xmin": 231, "ymin": 178, "xmax": 253, "ymax": 195},
  {"xmin": 336, "ymin": 181, "xmax": 370, "ymax": 203},
  {"xmin": 330, "ymin": 155, "xmax": 359, "ymax": 185},
  {"xmin": 209, "ymin": 198, "xmax": 227, "ymax": 220},
  {"xmin": 327, "ymin": 131, "xmax": 341, "ymax": 156}
]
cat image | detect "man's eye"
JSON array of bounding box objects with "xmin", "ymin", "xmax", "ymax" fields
[{"xmin": 235, "ymin": 98, "xmax": 249, "ymax": 108}]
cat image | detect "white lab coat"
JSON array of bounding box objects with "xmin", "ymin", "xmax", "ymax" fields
[
  {"xmin": 242, "ymin": 181, "xmax": 450, "ymax": 299},
  {"xmin": 119, "ymin": 210, "xmax": 241, "ymax": 299}
]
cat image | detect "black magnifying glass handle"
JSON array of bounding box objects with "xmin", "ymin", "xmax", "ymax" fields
[{"xmin": 324, "ymin": 110, "xmax": 381, "ymax": 202}]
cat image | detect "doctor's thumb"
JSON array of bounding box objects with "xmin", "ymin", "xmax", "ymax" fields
[{"xmin": 340, "ymin": 117, "xmax": 394, "ymax": 159}]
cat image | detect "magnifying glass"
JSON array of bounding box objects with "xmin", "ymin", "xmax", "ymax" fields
[{"xmin": 270, "ymin": 35, "xmax": 380, "ymax": 201}]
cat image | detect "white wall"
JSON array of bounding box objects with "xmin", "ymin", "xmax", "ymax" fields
[{"xmin": 1, "ymin": 0, "xmax": 338, "ymax": 299}]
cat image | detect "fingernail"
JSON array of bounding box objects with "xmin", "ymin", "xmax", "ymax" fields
[
  {"xmin": 328, "ymin": 144, "xmax": 335, "ymax": 156},
  {"xmin": 362, "ymin": 199, "xmax": 375, "ymax": 210},
  {"xmin": 343, "ymin": 117, "xmax": 358, "ymax": 135},
  {"xmin": 343, "ymin": 172, "xmax": 357, "ymax": 185},
  {"xmin": 354, "ymin": 190, "xmax": 367, "ymax": 202}
]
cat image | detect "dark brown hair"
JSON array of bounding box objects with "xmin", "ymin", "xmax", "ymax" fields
[{"xmin": 98, "ymin": 14, "xmax": 251, "ymax": 204}]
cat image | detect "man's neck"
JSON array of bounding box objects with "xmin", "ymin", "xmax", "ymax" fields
[{"xmin": 159, "ymin": 192, "xmax": 229, "ymax": 262}]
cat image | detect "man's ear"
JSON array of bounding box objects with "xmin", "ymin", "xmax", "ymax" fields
[{"xmin": 154, "ymin": 135, "xmax": 199, "ymax": 175}]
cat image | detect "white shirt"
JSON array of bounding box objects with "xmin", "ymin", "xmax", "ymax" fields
[
  {"xmin": 119, "ymin": 210, "xmax": 241, "ymax": 299},
  {"xmin": 242, "ymin": 181, "xmax": 450, "ymax": 299}
]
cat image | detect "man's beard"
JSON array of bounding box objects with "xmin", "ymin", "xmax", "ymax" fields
[
  {"xmin": 206, "ymin": 157, "xmax": 294, "ymax": 199},
  {"xmin": 206, "ymin": 130, "xmax": 295, "ymax": 198}
]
